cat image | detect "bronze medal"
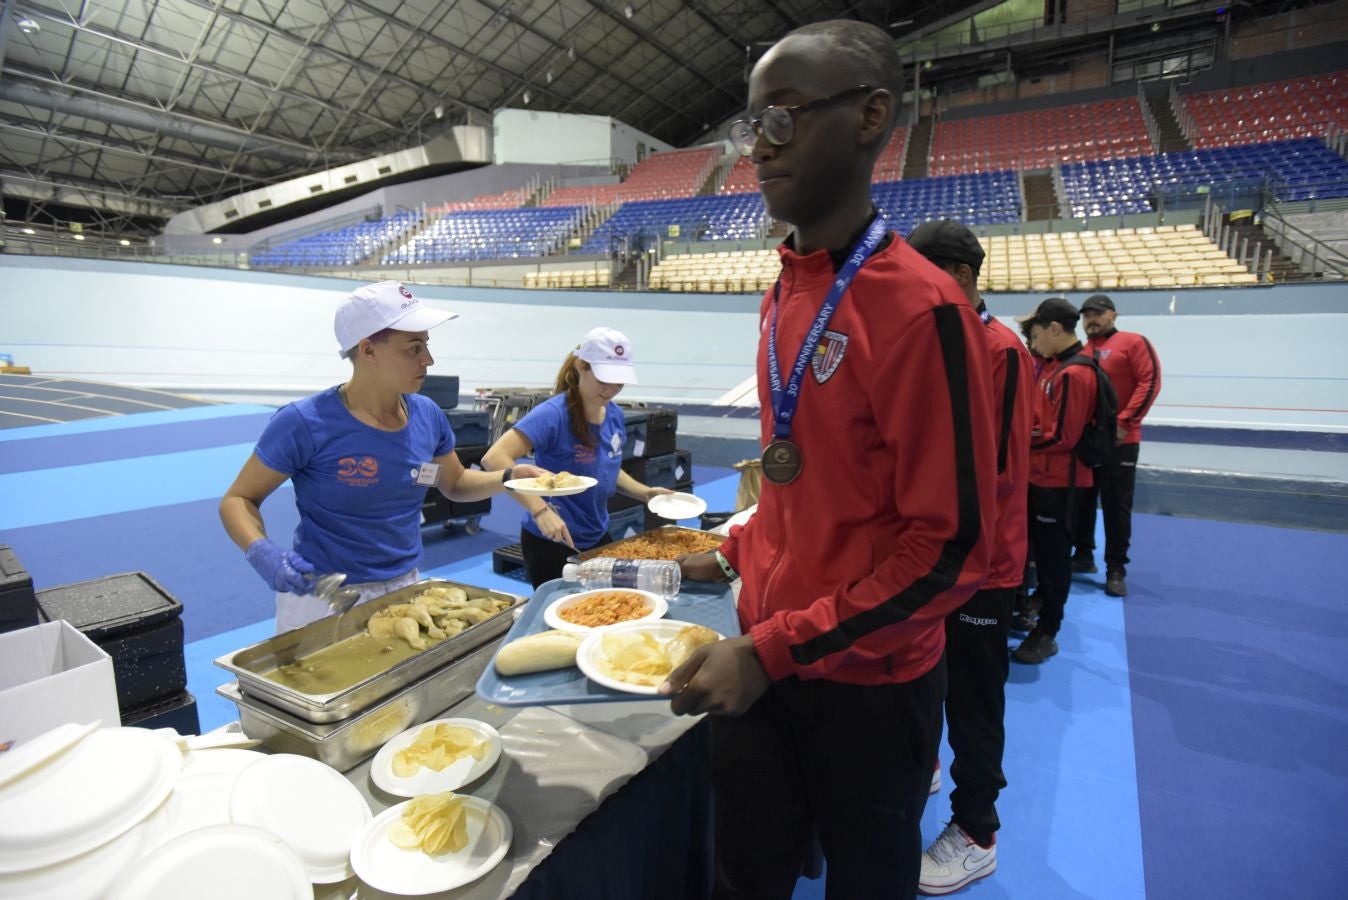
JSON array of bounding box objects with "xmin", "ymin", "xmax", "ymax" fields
[{"xmin": 761, "ymin": 439, "xmax": 803, "ymax": 485}]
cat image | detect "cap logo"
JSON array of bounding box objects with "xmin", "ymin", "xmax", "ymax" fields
[
  {"xmin": 614, "ymin": 345, "xmax": 625, "ymax": 357},
  {"xmin": 398, "ymin": 286, "xmax": 413, "ymax": 299}
]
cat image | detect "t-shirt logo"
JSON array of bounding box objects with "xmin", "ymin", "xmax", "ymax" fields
[
  {"xmin": 574, "ymin": 444, "xmax": 597, "ymax": 465},
  {"xmin": 610, "ymin": 432, "xmax": 623, "ymax": 453},
  {"xmin": 337, "ymin": 455, "xmax": 379, "ymax": 486}
]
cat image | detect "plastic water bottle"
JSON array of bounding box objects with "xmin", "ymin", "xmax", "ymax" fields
[{"xmin": 561, "ymin": 558, "xmax": 681, "ymax": 599}]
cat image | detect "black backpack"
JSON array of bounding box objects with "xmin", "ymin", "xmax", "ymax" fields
[{"xmin": 1060, "ymin": 355, "xmax": 1118, "ymax": 468}]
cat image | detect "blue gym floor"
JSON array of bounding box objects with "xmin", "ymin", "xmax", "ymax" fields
[{"xmin": 3, "ymin": 404, "xmax": 1345, "ymax": 900}]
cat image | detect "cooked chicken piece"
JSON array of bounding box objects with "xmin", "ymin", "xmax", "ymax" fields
[
  {"xmin": 379, "ymin": 604, "xmax": 434, "ymax": 629},
  {"xmin": 393, "ymin": 617, "xmax": 427, "ymax": 650},
  {"xmin": 441, "ymin": 606, "xmax": 492, "ymax": 625},
  {"xmin": 367, "ymin": 616, "xmax": 400, "ymax": 642}
]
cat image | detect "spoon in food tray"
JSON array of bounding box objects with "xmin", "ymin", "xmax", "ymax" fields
[{"xmin": 309, "ymin": 572, "xmax": 362, "ymax": 616}]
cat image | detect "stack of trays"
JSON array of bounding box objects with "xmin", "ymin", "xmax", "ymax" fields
[
  {"xmin": 35, "ymin": 572, "xmax": 196, "ymax": 734},
  {"xmin": 213, "ymin": 579, "xmax": 524, "ymax": 772}
]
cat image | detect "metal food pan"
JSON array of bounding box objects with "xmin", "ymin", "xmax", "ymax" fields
[
  {"xmin": 213, "ymin": 578, "xmax": 524, "ymax": 724},
  {"xmin": 572, "ymin": 524, "xmax": 725, "ymax": 563},
  {"xmin": 218, "ymin": 638, "xmax": 499, "ymax": 772}
]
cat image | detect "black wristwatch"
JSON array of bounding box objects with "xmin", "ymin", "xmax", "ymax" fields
[{"xmin": 501, "ymin": 466, "xmax": 514, "ymax": 490}]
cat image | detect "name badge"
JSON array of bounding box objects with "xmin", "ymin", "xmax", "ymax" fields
[{"xmin": 412, "ymin": 462, "xmax": 440, "ymax": 487}]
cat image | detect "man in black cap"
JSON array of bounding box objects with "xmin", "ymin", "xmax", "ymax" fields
[
  {"xmin": 1072, "ymin": 295, "xmax": 1162, "ymax": 597},
  {"xmin": 907, "ymin": 220, "xmax": 1035, "ymax": 894},
  {"xmin": 1015, "ymin": 298, "xmax": 1099, "ymax": 664}
]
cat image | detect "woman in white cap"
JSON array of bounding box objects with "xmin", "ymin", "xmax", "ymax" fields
[
  {"xmin": 219, "ymin": 281, "xmax": 545, "ymax": 631},
  {"xmin": 482, "ymin": 327, "xmax": 671, "ymax": 588}
]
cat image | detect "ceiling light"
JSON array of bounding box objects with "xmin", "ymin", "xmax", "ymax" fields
[
  {"xmin": 523, "ymin": 90, "xmax": 531, "ymax": 104},
  {"xmin": 212, "ymin": 236, "xmax": 223, "ymax": 244},
  {"xmin": 624, "ymin": 5, "xmax": 634, "ymax": 19},
  {"xmin": 119, "ymin": 239, "xmax": 131, "ymax": 246},
  {"xmin": 546, "ymin": 70, "xmax": 553, "ymax": 84},
  {"xmin": 15, "ymin": 15, "xmax": 40, "ymax": 34},
  {"xmin": 22, "ymin": 227, "xmax": 35, "ymax": 235},
  {"xmin": 73, "ymin": 233, "xmax": 85, "ymax": 241},
  {"xmin": 567, "ymin": 46, "xmax": 575, "ymax": 61},
  {"xmin": 433, "ymin": 105, "xmax": 444, "ymax": 119}
]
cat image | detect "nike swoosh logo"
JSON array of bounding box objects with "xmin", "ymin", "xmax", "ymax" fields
[{"xmin": 964, "ymin": 851, "xmax": 991, "ymax": 872}]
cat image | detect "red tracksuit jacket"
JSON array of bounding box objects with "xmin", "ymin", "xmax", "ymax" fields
[
  {"xmin": 1086, "ymin": 329, "xmax": 1162, "ymax": 445},
  {"xmin": 983, "ymin": 314, "xmax": 1035, "ymax": 589},
  {"xmin": 1030, "ymin": 344, "xmax": 1098, "ymax": 489},
  {"xmin": 719, "ymin": 235, "xmax": 997, "ymax": 685}
]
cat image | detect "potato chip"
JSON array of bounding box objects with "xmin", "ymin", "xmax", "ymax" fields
[
  {"xmin": 391, "ymin": 723, "xmax": 488, "ymax": 777},
  {"xmin": 389, "ymin": 793, "xmax": 470, "ymax": 855}
]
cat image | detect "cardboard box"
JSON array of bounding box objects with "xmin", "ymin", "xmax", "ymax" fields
[{"xmin": 0, "ymin": 621, "xmax": 119, "ymax": 743}]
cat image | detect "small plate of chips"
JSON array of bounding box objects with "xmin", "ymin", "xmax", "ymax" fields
[
  {"xmin": 350, "ymin": 793, "xmax": 512, "ymax": 895},
  {"xmin": 369, "ymin": 718, "xmax": 502, "ymax": 798}
]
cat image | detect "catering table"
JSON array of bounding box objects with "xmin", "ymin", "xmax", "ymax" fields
[{"xmin": 314, "ymin": 692, "xmax": 713, "ymax": 899}]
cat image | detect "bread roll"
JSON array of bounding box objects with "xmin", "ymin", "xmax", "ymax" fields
[{"xmin": 494, "ymin": 630, "xmax": 583, "ymax": 675}]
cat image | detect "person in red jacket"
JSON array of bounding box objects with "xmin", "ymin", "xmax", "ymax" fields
[
  {"xmin": 907, "ymin": 219, "xmax": 1035, "ymax": 895},
  {"xmin": 1072, "ymin": 294, "xmax": 1162, "ymax": 597},
  {"xmin": 665, "ymin": 20, "xmax": 998, "ymax": 900},
  {"xmin": 1014, "ymin": 297, "xmax": 1099, "ymax": 665}
]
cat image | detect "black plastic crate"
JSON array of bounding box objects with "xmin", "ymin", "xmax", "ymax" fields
[
  {"xmin": 419, "ymin": 374, "xmax": 460, "ymax": 410},
  {"xmin": 643, "ymin": 408, "xmax": 678, "ymax": 457},
  {"xmin": 100, "ymin": 617, "xmax": 188, "ymax": 710},
  {"xmin": 35, "ymin": 572, "xmax": 182, "ymax": 643},
  {"xmin": 608, "ymin": 491, "xmax": 643, "ymax": 513},
  {"xmin": 447, "ymin": 409, "xmax": 491, "ymax": 446},
  {"xmin": 621, "ymin": 452, "xmax": 678, "ymax": 490},
  {"xmin": 0, "ymin": 545, "xmax": 38, "ymax": 635},
  {"xmin": 612, "ymin": 409, "xmax": 643, "ymax": 460},
  {"xmin": 456, "ymin": 444, "xmax": 487, "ymax": 469},
  {"xmin": 422, "ymin": 492, "xmax": 492, "ymax": 528},
  {"xmin": 672, "ymin": 449, "xmax": 693, "ymax": 485},
  {"xmin": 121, "ymin": 690, "xmax": 200, "ymax": 736},
  {"xmin": 491, "ymin": 543, "xmax": 528, "ymax": 580}
]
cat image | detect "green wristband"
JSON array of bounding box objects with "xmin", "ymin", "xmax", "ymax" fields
[{"xmin": 714, "ymin": 550, "xmax": 738, "ymax": 582}]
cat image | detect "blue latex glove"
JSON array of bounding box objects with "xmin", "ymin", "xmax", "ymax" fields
[{"xmin": 244, "ymin": 538, "xmax": 315, "ymax": 594}]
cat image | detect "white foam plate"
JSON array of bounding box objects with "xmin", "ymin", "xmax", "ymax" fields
[
  {"xmin": 106, "ymin": 824, "xmax": 310, "ymax": 900},
  {"xmin": 0, "ymin": 720, "xmax": 99, "ymax": 790},
  {"xmin": 647, "ymin": 491, "xmax": 708, "ymax": 521},
  {"xmin": 370, "ymin": 718, "xmax": 502, "ymax": 798},
  {"xmin": 228, "ymin": 753, "xmax": 371, "ymax": 884},
  {"xmin": 179, "ymin": 747, "xmax": 266, "ymax": 779},
  {"xmin": 350, "ymin": 796, "xmax": 512, "ymax": 896},
  {"xmin": 0, "ymin": 726, "xmax": 182, "ymax": 874},
  {"xmin": 0, "ymin": 798, "xmax": 170, "ymax": 900},
  {"xmin": 543, "ymin": 588, "xmax": 667, "ymax": 635},
  {"xmin": 505, "ymin": 475, "xmax": 597, "ymax": 496},
  {"xmin": 576, "ymin": 619, "xmax": 725, "ymax": 695}
]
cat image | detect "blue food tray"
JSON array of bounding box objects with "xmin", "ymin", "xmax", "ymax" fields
[{"xmin": 475, "ymin": 577, "xmax": 741, "ymax": 706}]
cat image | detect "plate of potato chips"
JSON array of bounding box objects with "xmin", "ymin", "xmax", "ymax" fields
[
  {"xmin": 370, "ymin": 718, "xmax": 502, "ymax": 798},
  {"xmin": 350, "ymin": 792, "xmax": 511, "ymax": 895}
]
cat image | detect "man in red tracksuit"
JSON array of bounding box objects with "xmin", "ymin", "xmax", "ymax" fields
[
  {"xmin": 1072, "ymin": 294, "xmax": 1162, "ymax": 597},
  {"xmin": 907, "ymin": 219, "xmax": 1035, "ymax": 895},
  {"xmin": 1013, "ymin": 298, "xmax": 1099, "ymax": 665},
  {"xmin": 666, "ymin": 20, "xmax": 998, "ymax": 900}
]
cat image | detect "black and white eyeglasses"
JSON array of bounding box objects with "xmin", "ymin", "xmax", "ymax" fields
[{"xmin": 728, "ymin": 85, "xmax": 874, "ymax": 156}]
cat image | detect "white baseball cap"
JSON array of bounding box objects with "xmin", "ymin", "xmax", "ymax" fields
[
  {"xmin": 334, "ymin": 281, "xmax": 457, "ymax": 358},
  {"xmin": 574, "ymin": 326, "xmax": 638, "ymax": 385}
]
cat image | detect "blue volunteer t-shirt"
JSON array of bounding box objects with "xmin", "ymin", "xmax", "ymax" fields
[
  {"xmin": 514, "ymin": 394, "xmax": 625, "ymax": 548},
  {"xmin": 254, "ymin": 387, "xmax": 455, "ymax": 583}
]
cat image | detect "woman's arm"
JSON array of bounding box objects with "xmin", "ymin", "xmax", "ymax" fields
[
  {"xmin": 219, "ymin": 454, "xmax": 291, "ymax": 551},
  {"xmin": 615, "ymin": 469, "xmax": 672, "ymax": 503},
  {"xmin": 481, "ymin": 428, "xmax": 574, "ymax": 548},
  {"xmin": 435, "ymin": 446, "xmax": 545, "ymax": 503}
]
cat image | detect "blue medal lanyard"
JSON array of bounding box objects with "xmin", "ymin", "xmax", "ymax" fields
[{"xmin": 767, "ymin": 216, "xmax": 888, "ymax": 441}]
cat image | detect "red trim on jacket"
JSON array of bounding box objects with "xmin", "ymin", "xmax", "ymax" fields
[
  {"xmin": 1087, "ymin": 329, "xmax": 1162, "ymax": 444},
  {"xmin": 1030, "ymin": 346, "xmax": 1097, "ymax": 489},
  {"xmin": 716, "ymin": 236, "xmax": 997, "ymax": 685}
]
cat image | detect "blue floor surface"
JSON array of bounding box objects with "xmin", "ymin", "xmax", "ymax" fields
[{"xmin": 4, "ymin": 405, "xmax": 1346, "ymax": 899}]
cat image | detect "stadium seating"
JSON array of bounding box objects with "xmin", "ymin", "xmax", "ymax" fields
[
  {"xmin": 439, "ymin": 187, "xmax": 533, "ymax": 211},
  {"xmin": 977, "ymin": 225, "xmax": 1258, "ymax": 291},
  {"xmin": 1179, "ymin": 72, "xmax": 1348, "ymax": 148},
  {"xmin": 649, "ymin": 249, "xmax": 779, "ymax": 293},
  {"xmin": 540, "ymin": 183, "xmax": 623, "ymax": 208},
  {"xmin": 931, "ymin": 99, "xmax": 1151, "ymax": 175},
  {"xmin": 718, "ymin": 129, "xmax": 908, "ymax": 194},
  {"xmin": 523, "ymin": 269, "xmax": 613, "ymax": 289},
  {"xmin": 250, "ymin": 211, "xmax": 419, "ymax": 268},
  {"xmin": 872, "ymin": 171, "xmax": 1023, "ymax": 236},
  {"xmin": 1060, "ymin": 138, "xmax": 1348, "ymax": 217},
  {"xmin": 719, "ymin": 157, "xmax": 758, "ymax": 195},
  {"xmin": 382, "ymin": 207, "xmax": 584, "ymax": 263},
  {"xmin": 580, "ymin": 193, "xmax": 768, "ymax": 254}
]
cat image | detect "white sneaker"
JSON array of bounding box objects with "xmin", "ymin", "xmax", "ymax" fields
[
  {"xmin": 918, "ymin": 822, "xmax": 996, "ymax": 896},
  {"xmin": 930, "ymin": 763, "xmax": 941, "ymax": 794}
]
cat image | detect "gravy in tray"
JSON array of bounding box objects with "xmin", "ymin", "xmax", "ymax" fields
[{"xmin": 262, "ymin": 632, "xmax": 444, "ymax": 694}]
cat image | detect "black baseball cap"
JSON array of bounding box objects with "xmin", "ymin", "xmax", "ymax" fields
[
  {"xmin": 1080, "ymin": 294, "xmax": 1116, "ymax": 313},
  {"xmin": 1026, "ymin": 297, "xmax": 1080, "ymax": 330},
  {"xmin": 906, "ymin": 219, "xmax": 986, "ymax": 271}
]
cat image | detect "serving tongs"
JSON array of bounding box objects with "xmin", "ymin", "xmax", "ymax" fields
[{"xmin": 309, "ymin": 572, "xmax": 362, "ymax": 616}]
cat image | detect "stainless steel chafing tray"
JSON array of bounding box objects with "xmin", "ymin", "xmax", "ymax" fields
[
  {"xmin": 572, "ymin": 524, "xmax": 726, "ymax": 562},
  {"xmin": 213, "ymin": 578, "xmax": 524, "ymax": 724},
  {"xmin": 218, "ymin": 637, "xmax": 499, "ymax": 772}
]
